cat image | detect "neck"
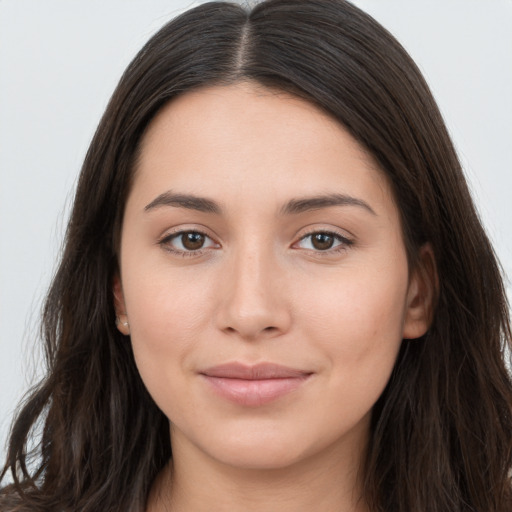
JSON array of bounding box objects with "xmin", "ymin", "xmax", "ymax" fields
[{"xmin": 147, "ymin": 429, "xmax": 369, "ymax": 512}]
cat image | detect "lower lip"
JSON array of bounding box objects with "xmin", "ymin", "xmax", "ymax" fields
[{"xmin": 201, "ymin": 375, "xmax": 310, "ymax": 407}]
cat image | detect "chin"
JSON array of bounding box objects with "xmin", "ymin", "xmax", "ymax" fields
[
  {"xmin": 208, "ymin": 441, "xmax": 309, "ymax": 471},
  {"xmin": 173, "ymin": 414, "xmax": 368, "ymax": 473}
]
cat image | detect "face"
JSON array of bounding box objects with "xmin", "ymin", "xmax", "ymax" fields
[{"xmin": 115, "ymin": 83, "xmax": 431, "ymax": 471}]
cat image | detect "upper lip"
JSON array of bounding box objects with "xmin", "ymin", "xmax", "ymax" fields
[{"xmin": 200, "ymin": 362, "xmax": 312, "ymax": 380}]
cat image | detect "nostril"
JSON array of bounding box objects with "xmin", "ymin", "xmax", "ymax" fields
[{"xmin": 222, "ymin": 324, "xmax": 279, "ymax": 338}]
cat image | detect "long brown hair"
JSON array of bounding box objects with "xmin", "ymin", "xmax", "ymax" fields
[{"xmin": 2, "ymin": 1, "xmax": 511, "ymax": 510}]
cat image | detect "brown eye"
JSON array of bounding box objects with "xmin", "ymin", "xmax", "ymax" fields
[
  {"xmin": 181, "ymin": 232, "xmax": 205, "ymax": 250},
  {"xmin": 311, "ymin": 233, "xmax": 335, "ymax": 250},
  {"xmin": 295, "ymin": 231, "xmax": 352, "ymax": 253},
  {"xmin": 161, "ymin": 230, "xmax": 218, "ymax": 254}
]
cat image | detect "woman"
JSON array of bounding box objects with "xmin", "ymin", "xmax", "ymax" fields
[{"xmin": 1, "ymin": 0, "xmax": 511, "ymax": 510}]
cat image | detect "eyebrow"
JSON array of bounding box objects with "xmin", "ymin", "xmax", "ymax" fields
[
  {"xmin": 144, "ymin": 191, "xmax": 376, "ymax": 216},
  {"xmin": 144, "ymin": 191, "xmax": 221, "ymax": 214},
  {"xmin": 280, "ymin": 193, "xmax": 377, "ymax": 216}
]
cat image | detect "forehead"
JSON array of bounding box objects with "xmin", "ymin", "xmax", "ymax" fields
[
  {"xmin": 131, "ymin": 82, "xmax": 396, "ymax": 220},
  {"xmin": 139, "ymin": 82, "xmax": 375, "ymax": 168}
]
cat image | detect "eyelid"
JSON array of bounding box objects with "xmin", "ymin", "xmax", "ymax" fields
[
  {"xmin": 292, "ymin": 227, "xmax": 354, "ymax": 252},
  {"xmin": 157, "ymin": 226, "xmax": 220, "ymax": 256},
  {"xmin": 157, "ymin": 224, "xmax": 354, "ymax": 257}
]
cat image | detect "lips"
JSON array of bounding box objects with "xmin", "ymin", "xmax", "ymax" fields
[{"xmin": 199, "ymin": 363, "xmax": 312, "ymax": 407}]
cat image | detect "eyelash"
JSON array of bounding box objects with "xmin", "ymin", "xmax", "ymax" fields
[
  {"xmin": 158, "ymin": 229, "xmax": 216, "ymax": 258},
  {"xmin": 158, "ymin": 229, "xmax": 354, "ymax": 258},
  {"xmin": 295, "ymin": 229, "xmax": 354, "ymax": 255}
]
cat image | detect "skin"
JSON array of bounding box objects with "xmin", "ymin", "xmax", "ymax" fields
[{"xmin": 114, "ymin": 82, "xmax": 434, "ymax": 512}]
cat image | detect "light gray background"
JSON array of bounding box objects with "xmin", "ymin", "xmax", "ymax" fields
[{"xmin": 1, "ymin": 0, "xmax": 511, "ymax": 458}]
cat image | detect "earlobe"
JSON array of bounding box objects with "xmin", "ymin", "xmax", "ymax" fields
[
  {"xmin": 402, "ymin": 243, "xmax": 438, "ymax": 340},
  {"xmin": 113, "ymin": 274, "xmax": 130, "ymax": 336}
]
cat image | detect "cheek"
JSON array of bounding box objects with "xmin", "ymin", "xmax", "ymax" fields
[
  {"xmin": 297, "ymin": 272, "xmax": 407, "ymax": 432},
  {"xmin": 122, "ymin": 267, "xmax": 215, "ymax": 374},
  {"xmin": 303, "ymin": 264, "xmax": 407, "ymax": 327},
  {"xmin": 122, "ymin": 271, "xmax": 217, "ymax": 422},
  {"xmin": 297, "ymin": 262, "xmax": 408, "ymax": 382}
]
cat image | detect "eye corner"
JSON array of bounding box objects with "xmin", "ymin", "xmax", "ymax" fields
[
  {"xmin": 158, "ymin": 228, "xmax": 221, "ymax": 258},
  {"xmin": 293, "ymin": 229, "xmax": 354, "ymax": 254}
]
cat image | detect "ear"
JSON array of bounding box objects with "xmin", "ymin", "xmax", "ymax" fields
[
  {"xmin": 402, "ymin": 243, "xmax": 438, "ymax": 340},
  {"xmin": 113, "ymin": 274, "xmax": 130, "ymax": 336}
]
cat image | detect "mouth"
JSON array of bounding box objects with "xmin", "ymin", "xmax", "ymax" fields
[{"xmin": 199, "ymin": 362, "xmax": 313, "ymax": 407}]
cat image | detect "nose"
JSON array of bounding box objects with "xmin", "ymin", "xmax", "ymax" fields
[{"xmin": 214, "ymin": 245, "xmax": 292, "ymax": 341}]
